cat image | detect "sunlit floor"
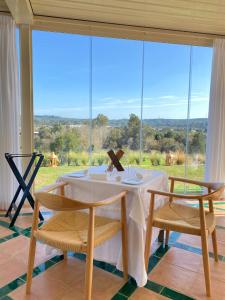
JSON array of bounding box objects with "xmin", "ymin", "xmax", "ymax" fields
[{"xmin": 1, "ymin": 202, "xmax": 225, "ymax": 300}]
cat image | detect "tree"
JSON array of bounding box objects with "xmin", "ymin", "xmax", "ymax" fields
[
  {"xmin": 50, "ymin": 128, "xmax": 81, "ymax": 153},
  {"xmin": 93, "ymin": 114, "xmax": 109, "ymax": 127},
  {"xmin": 126, "ymin": 114, "xmax": 140, "ymax": 150},
  {"xmin": 103, "ymin": 128, "xmax": 123, "ymax": 149},
  {"xmin": 189, "ymin": 131, "xmax": 205, "ymax": 154},
  {"xmin": 159, "ymin": 138, "xmax": 181, "ymax": 153}
]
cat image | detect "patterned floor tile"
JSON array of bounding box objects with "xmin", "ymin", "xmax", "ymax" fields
[
  {"xmin": 149, "ymin": 246, "xmax": 225, "ymax": 299},
  {"xmin": 0, "ymin": 209, "xmax": 225, "ymax": 300},
  {"xmin": 130, "ymin": 288, "xmax": 167, "ymax": 299},
  {"xmin": 0, "ymin": 227, "xmax": 15, "ymax": 239},
  {"xmin": 0, "ymin": 235, "xmax": 56, "ymax": 287},
  {"xmin": 9, "ymin": 257, "xmax": 125, "ymax": 300}
]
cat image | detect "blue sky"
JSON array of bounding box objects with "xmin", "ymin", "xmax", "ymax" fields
[{"xmin": 32, "ymin": 31, "xmax": 212, "ymax": 120}]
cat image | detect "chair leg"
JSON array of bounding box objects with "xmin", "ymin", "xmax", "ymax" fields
[
  {"xmin": 165, "ymin": 230, "xmax": 170, "ymax": 245},
  {"xmin": 201, "ymin": 231, "xmax": 211, "ymax": 297},
  {"xmin": 144, "ymin": 222, "xmax": 153, "ymax": 272},
  {"xmin": 85, "ymin": 248, "xmax": 94, "ymax": 300},
  {"xmin": 212, "ymin": 229, "xmax": 219, "ymax": 262},
  {"xmin": 26, "ymin": 237, "xmax": 37, "ymax": 294}
]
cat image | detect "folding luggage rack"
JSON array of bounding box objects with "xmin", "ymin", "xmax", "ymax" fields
[{"xmin": 5, "ymin": 152, "xmax": 44, "ymax": 227}]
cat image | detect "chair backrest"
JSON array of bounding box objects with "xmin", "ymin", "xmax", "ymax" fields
[
  {"xmin": 203, "ymin": 183, "xmax": 225, "ymax": 201},
  {"xmin": 35, "ymin": 192, "xmax": 92, "ymax": 211}
]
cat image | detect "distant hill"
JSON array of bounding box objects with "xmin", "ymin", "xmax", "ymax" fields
[{"xmin": 34, "ymin": 115, "xmax": 208, "ymax": 130}]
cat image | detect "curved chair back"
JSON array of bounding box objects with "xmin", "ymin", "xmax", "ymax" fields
[
  {"xmin": 203, "ymin": 183, "xmax": 225, "ymax": 201},
  {"xmin": 35, "ymin": 192, "xmax": 91, "ymax": 211}
]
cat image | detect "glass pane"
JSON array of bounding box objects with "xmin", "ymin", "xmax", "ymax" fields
[
  {"xmin": 186, "ymin": 46, "xmax": 212, "ymax": 193},
  {"xmin": 91, "ymin": 37, "xmax": 143, "ymax": 168},
  {"xmin": 143, "ymin": 42, "xmax": 191, "ymax": 192},
  {"xmin": 33, "ymin": 31, "xmax": 90, "ymax": 189}
]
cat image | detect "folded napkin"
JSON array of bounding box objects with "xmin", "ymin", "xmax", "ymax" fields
[{"xmin": 89, "ymin": 173, "xmax": 107, "ymax": 181}]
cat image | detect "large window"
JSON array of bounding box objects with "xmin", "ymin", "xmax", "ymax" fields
[
  {"xmin": 33, "ymin": 31, "xmax": 212, "ymax": 191},
  {"xmin": 33, "ymin": 31, "xmax": 90, "ymax": 188},
  {"xmin": 91, "ymin": 37, "xmax": 143, "ymax": 166}
]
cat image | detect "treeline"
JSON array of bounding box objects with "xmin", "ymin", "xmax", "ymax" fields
[
  {"xmin": 34, "ymin": 113, "xmax": 206, "ymax": 155},
  {"xmin": 34, "ymin": 115, "xmax": 208, "ymax": 130}
]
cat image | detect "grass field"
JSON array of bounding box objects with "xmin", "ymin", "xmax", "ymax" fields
[{"xmin": 35, "ymin": 164, "xmax": 205, "ymax": 192}]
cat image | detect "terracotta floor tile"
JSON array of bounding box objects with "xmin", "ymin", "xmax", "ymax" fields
[
  {"xmin": 216, "ymin": 229, "xmax": 225, "ymax": 244},
  {"xmin": 177, "ymin": 232, "xmax": 225, "ymax": 256},
  {"xmin": 0, "ymin": 235, "xmax": 55, "ymax": 287},
  {"xmin": 163, "ymin": 247, "xmax": 202, "ymax": 273},
  {"xmin": 9, "ymin": 257, "xmax": 124, "ymax": 300},
  {"xmin": 0, "ymin": 226, "xmax": 14, "ymax": 238},
  {"xmin": 148, "ymin": 246, "xmax": 225, "ymax": 299},
  {"xmin": 215, "ymin": 215, "xmax": 225, "ymax": 227},
  {"xmin": 0, "ymin": 216, "xmax": 33, "ymax": 229},
  {"xmin": 10, "ymin": 273, "xmax": 69, "ymax": 300},
  {"xmin": 130, "ymin": 288, "xmax": 167, "ymax": 299},
  {"xmin": 148, "ymin": 259, "xmax": 196, "ymax": 297},
  {"xmin": 0, "ymin": 211, "xmax": 52, "ymax": 229},
  {"xmin": 163, "ymin": 247, "xmax": 225, "ymax": 284},
  {"xmin": 190, "ymin": 275, "xmax": 225, "ymax": 300},
  {"xmin": 177, "ymin": 233, "xmax": 201, "ymax": 248}
]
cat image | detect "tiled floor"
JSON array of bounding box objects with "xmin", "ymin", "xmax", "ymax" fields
[{"xmin": 0, "ymin": 202, "xmax": 225, "ymax": 300}]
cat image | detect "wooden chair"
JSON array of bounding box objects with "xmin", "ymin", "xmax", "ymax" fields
[
  {"xmin": 26, "ymin": 182, "xmax": 128, "ymax": 300},
  {"xmin": 144, "ymin": 176, "xmax": 225, "ymax": 297}
]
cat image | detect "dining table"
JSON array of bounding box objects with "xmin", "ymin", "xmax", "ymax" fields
[{"xmin": 57, "ymin": 165, "xmax": 168, "ymax": 287}]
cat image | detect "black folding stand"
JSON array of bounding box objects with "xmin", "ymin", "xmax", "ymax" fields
[{"xmin": 5, "ymin": 152, "xmax": 44, "ymax": 227}]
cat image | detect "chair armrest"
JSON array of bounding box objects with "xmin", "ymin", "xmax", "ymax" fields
[
  {"xmin": 169, "ymin": 176, "xmax": 215, "ymax": 189},
  {"xmin": 90, "ymin": 191, "xmax": 127, "ymax": 207},
  {"xmin": 147, "ymin": 189, "xmax": 203, "ymax": 200},
  {"xmin": 36, "ymin": 182, "xmax": 68, "ymax": 193}
]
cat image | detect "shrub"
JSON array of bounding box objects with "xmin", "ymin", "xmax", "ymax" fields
[
  {"xmin": 150, "ymin": 153, "xmax": 161, "ymax": 166},
  {"xmin": 175, "ymin": 151, "xmax": 185, "ymax": 165},
  {"xmin": 41, "ymin": 153, "xmax": 51, "ymax": 167},
  {"xmin": 91, "ymin": 152, "xmax": 108, "ymax": 166},
  {"xmin": 80, "ymin": 152, "xmax": 89, "ymax": 166},
  {"xmin": 58, "ymin": 152, "xmax": 67, "ymax": 165},
  {"xmin": 97, "ymin": 156, "xmax": 105, "ymax": 166},
  {"xmin": 127, "ymin": 152, "xmax": 140, "ymax": 165},
  {"xmin": 68, "ymin": 152, "xmax": 80, "ymax": 166},
  {"xmin": 134, "ymin": 157, "xmax": 140, "ymax": 165}
]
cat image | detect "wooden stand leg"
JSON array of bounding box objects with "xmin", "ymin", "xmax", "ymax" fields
[
  {"xmin": 212, "ymin": 230, "xmax": 218, "ymax": 262},
  {"xmin": 26, "ymin": 237, "xmax": 36, "ymax": 294}
]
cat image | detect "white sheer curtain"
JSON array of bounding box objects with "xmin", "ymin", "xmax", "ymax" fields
[
  {"xmin": 205, "ymin": 39, "xmax": 225, "ymax": 182},
  {"xmin": 0, "ymin": 15, "xmax": 20, "ymax": 210}
]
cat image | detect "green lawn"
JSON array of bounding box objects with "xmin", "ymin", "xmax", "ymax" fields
[{"xmin": 35, "ymin": 164, "xmax": 205, "ymax": 193}]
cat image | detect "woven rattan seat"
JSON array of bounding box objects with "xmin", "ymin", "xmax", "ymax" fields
[
  {"xmin": 35, "ymin": 211, "xmax": 121, "ymax": 252},
  {"xmin": 153, "ymin": 202, "xmax": 215, "ymax": 235}
]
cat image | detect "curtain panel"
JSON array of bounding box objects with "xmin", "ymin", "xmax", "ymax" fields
[
  {"xmin": 205, "ymin": 39, "xmax": 225, "ymax": 182},
  {"xmin": 0, "ymin": 15, "xmax": 20, "ymax": 210}
]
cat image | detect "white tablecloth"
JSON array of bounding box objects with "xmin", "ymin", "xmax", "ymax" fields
[{"xmin": 57, "ymin": 166, "xmax": 168, "ymax": 287}]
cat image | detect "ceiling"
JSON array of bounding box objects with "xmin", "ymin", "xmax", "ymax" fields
[
  {"xmin": 30, "ymin": 0, "xmax": 225, "ymax": 36},
  {"xmin": 1, "ymin": 0, "xmax": 225, "ymax": 40},
  {"xmin": 0, "ymin": 0, "xmax": 8, "ymax": 12}
]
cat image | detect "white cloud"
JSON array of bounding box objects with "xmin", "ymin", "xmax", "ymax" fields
[{"xmin": 158, "ymin": 95, "xmax": 178, "ymax": 100}]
